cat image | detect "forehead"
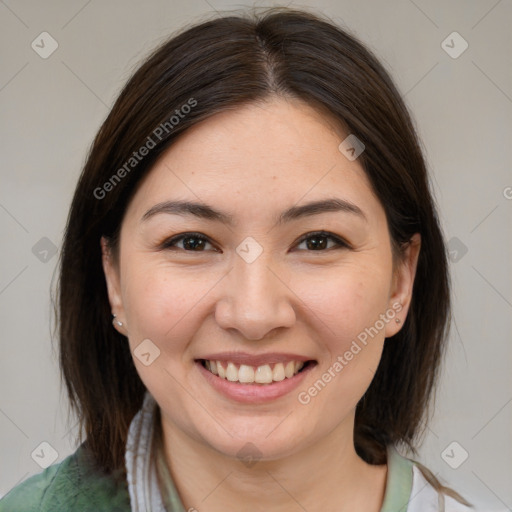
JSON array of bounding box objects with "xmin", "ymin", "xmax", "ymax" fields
[{"xmin": 124, "ymin": 97, "xmax": 383, "ymax": 225}]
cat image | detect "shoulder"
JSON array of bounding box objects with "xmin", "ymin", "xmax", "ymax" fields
[
  {"xmin": 385, "ymin": 445, "xmax": 482, "ymax": 512},
  {"xmin": 0, "ymin": 443, "xmax": 131, "ymax": 512}
]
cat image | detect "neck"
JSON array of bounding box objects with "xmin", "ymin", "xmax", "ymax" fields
[{"xmin": 159, "ymin": 412, "xmax": 388, "ymax": 512}]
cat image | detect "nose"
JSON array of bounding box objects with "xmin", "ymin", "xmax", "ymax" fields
[{"xmin": 214, "ymin": 251, "xmax": 296, "ymax": 341}]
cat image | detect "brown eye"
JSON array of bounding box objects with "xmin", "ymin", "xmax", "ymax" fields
[
  {"xmin": 161, "ymin": 233, "xmax": 216, "ymax": 252},
  {"xmin": 295, "ymin": 231, "xmax": 349, "ymax": 251}
]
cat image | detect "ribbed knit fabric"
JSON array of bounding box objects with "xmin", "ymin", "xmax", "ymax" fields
[{"xmin": 125, "ymin": 391, "xmax": 166, "ymax": 512}]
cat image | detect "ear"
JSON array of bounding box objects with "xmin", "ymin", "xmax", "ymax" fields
[
  {"xmin": 385, "ymin": 233, "xmax": 421, "ymax": 337},
  {"xmin": 101, "ymin": 236, "xmax": 127, "ymax": 335}
]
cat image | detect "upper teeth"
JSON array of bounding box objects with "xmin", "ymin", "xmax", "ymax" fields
[{"xmin": 204, "ymin": 360, "xmax": 305, "ymax": 384}]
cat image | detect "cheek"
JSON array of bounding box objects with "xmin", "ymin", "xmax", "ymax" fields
[
  {"xmin": 121, "ymin": 263, "xmax": 214, "ymax": 399},
  {"xmin": 292, "ymin": 262, "xmax": 391, "ymax": 347},
  {"xmin": 293, "ymin": 270, "xmax": 390, "ymax": 413},
  {"xmin": 292, "ymin": 261, "xmax": 392, "ymax": 408},
  {"xmin": 121, "ymin": 258, "xmax": 230, "ymax": 365},
  {"xmin": 121, "ymin": 262, "xmax": 193, "ymax": 344}
]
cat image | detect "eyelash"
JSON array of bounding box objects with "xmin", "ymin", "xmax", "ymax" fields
[{"xmin": 159, "ymin": 231, "xmax": 350, "ymax": 253}]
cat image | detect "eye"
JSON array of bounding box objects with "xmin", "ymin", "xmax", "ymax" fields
[
  {"xmin": 160, "ymin": 232, "xmax": 217, "ymax": 252},
  {"xmin": 294, "ymin": 231, "xmax": 350, "ymax": 251},
  {"xmin": 159, "ymin": 230, "xmax": 350, "ymax": 253}
]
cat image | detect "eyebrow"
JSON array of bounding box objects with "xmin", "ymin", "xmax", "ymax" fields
[{"xmin": 141, "ymin": 197, "xmax": 366, "ymax": 226}]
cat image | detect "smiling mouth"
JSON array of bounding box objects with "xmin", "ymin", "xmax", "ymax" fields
[{"xmin": 197, "ymin": 359, "xmax": 316, "ymax": 385}]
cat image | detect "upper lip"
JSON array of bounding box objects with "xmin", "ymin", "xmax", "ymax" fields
[{"xmin": 196, "ymin": 352, "xmax": 314, "ymax": 367}]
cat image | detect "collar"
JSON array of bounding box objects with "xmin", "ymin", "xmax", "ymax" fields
[{"xmin": 380, "ymin": 445, "xmax": 415, "ymax": 512}]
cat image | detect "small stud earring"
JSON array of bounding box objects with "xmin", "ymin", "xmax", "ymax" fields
[
  {"xmin": 395, "ymin": 318, "xmax": 401, "ymax": 324},
  {"xmin": 112, "ymin": 314, "xmax": 123, "ymax": 327}
]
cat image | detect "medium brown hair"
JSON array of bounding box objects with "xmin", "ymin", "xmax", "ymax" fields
[{"xmin": 55, "ymin": 5, "xmax": 468, "ymax": 504}]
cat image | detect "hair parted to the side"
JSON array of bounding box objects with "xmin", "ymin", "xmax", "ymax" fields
[{"xmin": 54, "ymin": 5, "xmax": 470, "ymax": 505}]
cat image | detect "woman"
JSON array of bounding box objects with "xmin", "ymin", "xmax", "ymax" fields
[{"xmin": 0, "ymin": 6, "xmax": 477, "ymax": 511}]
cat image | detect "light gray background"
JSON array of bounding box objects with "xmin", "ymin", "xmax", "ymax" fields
[{"xmin": 1, "ymin": 0, "xmax": 511, "ymax": 509}]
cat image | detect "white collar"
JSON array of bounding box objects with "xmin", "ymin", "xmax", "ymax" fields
[{"xmin": 125, "ymin": 391, "xmax": 166, "ymax": 512}]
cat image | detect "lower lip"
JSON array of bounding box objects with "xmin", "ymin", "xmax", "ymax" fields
[{"xmin": 196, "ymin": 361, "xmax": 315, "ymax": 404}]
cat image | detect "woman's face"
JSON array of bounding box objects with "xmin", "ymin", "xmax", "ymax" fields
[{"xmin": 102, "ymin": 97, "xmax": 419, "ymax": 461}]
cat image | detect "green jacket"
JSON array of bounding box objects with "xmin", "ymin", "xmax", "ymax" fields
[
  {"xmin": 0, "ymin": 442, "xmax": 436, "ymax": 511},
  {"xmin": 0, "ymin": 443, "xmax": 131, "ymax": 511}
]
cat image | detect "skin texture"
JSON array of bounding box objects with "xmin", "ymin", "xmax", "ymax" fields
[{"xmin": 102, "ymin": 96, "xmax": 421, "ymax": 512}]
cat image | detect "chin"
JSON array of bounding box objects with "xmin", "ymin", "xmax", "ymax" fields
[{"xmin": 196, "ymin": 423, "xmax": 313, "ymax": 464}]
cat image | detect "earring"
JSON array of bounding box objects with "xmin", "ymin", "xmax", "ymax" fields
[
  {"xmin": 395, "ymin": 318, "xmax": 401, "ymax": 324},
  {"xmin": 112, "ymin": 314, "xmax": 123, "ymax": 327}
]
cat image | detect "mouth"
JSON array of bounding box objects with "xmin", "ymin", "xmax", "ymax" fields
[
  {"xmin": 196, "ymin": 358, "xmax": 315, "ymax": 385},
  {"xmin": 194, "ymin": 352, "xmax": 317, "ymax": 403}
]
